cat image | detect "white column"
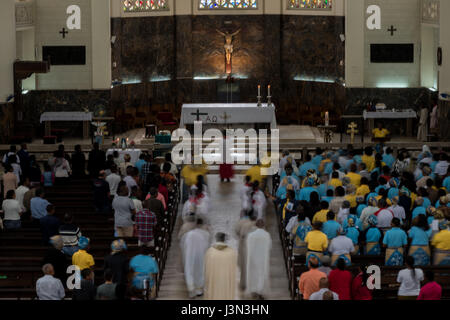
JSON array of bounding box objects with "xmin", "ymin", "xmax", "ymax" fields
[
  {"xmin": 91, "ymin": 0, "xmax": 111, "ymax": 89},
  {"xmin": 345, "ymin": 0, "xmax": 364, "ymax": 87},
  {"xmin": 439, "ymin": 0, "xmax": 450, "ymax": 94},
  {"xmin": 175, "ymin": 0, "xmax": 192, "ymax": 15},
  {"xmin": 0, "ymin": 0, "xmax": 16, "ymax": 102}
]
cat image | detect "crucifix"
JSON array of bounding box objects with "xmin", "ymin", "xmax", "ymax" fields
[
  {"xmin": 220, "ymin": 112, "xmax": 231, "ymax": 128},
  {"xmin": 59, "ymin": 27, "xmax": 69, "ymax": 39},
  {"xmin": 347, "ymin": 122, "xmax": 359, "ymax": 144},
  {"xmin": 387, "ymin": 25, "xmax": 397, "ymax": 36},
  {"xmin": 216, "ymin": 28, "xmax": 241, "ymax": 74},
  {"xmin": 191, "ymin": 109, "xmax": 208, "ymax": 121}
]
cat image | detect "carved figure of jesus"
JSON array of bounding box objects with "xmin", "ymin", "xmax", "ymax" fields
[{"xmin": 216, "ymin": 29, "xmax": 241, "ymax": 67}]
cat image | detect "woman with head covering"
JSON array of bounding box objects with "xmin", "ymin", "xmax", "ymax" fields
[
  {"xmin": 431, "ymin": 220, "xmax": 450, "ymax": 265},
  {"xmin": 360, "ymin": 197, "xmax": 379, "ymax": 230},
  {"xmin": 298, "ymin": 170, "xmax": 319, "ymax": 202},
  {"xmin": 345, "ymin": 217, "xmax": 360, "ymax": 254},
  {"xmin": 388, "ymin": 196, "xmax": 406, "ymax": 225},
  {"xmin": 364, "ymin": 215, "xmax": 382, "ymax": 255},
  {"xmin": 290, "ymin": 206, "xmax": 312, "ymax": 256},
  {"xmin": 408, "ymin": 214, "xmax": 432, "ymax": 266}
]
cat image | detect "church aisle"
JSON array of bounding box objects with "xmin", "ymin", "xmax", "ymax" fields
[{"xmin": 158, "ymin": 174, "xmax": 290, "ymax": 300}]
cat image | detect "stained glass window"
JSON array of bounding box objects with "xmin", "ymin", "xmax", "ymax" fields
[
  {"xmin": 288, "ymin": 0, "xmax": 332, "ymax": 10},
  {"xmin": 123, "ymin": 0, "xmax": 168, "ymax": 12},
  {"xmin": 199, "ymin": 0, "xmax": 258, "ymax": 10}
]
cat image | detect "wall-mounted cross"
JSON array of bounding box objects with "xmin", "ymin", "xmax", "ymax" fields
[
  {"xmin": 191, "ymin": 109, "xmax": 208, "ymax": 121},
  {"xmin": 387, "ymin": 25, "xmax": 397, "ymax": 36},
  {"xmin": 59, "ymin": 27, "xmax": 69, "ymax": 39}
]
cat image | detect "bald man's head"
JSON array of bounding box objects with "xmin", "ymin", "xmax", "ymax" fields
[{"xmin": 319, "ymin": 277, "xmax": 329, "ymax": 289}]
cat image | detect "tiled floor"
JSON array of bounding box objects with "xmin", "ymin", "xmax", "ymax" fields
[{"xmin": 157, "ymin": 174, "xmax": 291, "ymax": 300}]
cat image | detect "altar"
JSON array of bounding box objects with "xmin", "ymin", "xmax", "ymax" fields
[
  {"xmin": 180, "ymin": 103, "xmax": 277, "ymax": 130},
  {"xmin": 363, "ymin": 109, "xmax": 417, "ymax": 136},
  {"xmin": 40, "ymin": 112, "xmax": 93, "ymax": 140}
]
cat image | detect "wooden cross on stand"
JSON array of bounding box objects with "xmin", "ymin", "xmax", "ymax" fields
[
  {"xmin": 59, "ymin": 27, "xmax": 69, "ymax": 39},
  {"xmin": 347, "ymin": 122, "xmax": 359, "ymax": 144},
  {"xmin": 387, "ymin": 25, "xmax": 397, "ymax": 36},
  {"xmin": 220, "ymin": 112, "xmax": 231, "ymax": 127},
  {"xmin": 191, "ymin": 109, "xmax": 208, "ymax": 121}
]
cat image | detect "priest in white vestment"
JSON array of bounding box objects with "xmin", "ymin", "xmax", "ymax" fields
[
  {"xmin": 234, "ymin": 212, "xmax": 257, "ymax": 290},
  {"xmin": 245, "ymin": 220, "xmax": 272, "ymax": 299},
  {"xmin": 417, "ymin": 106, "xmax": 429, "ymax": 142},
  {"xmin": 181, "ymin": 219, "xmax": 211, "ymax": 298},
  {"xmin": 204, "ymin": 233, "xmax": 237, "ymax": 300}
]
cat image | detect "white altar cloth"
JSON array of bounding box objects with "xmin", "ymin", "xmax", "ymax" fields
[
  {"xmin": 180, "ymin": 103, "xmax": 277, "ymax": 129},
  {"xmin": 363, "ymin": 110, "xmax": 417, "ymax": 120},
  {"xmin": 40, "ymin": 112, "xmax": 93, "ymax": 123}
]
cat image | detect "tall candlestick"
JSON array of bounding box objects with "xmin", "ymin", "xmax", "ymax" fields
[
  {"xmin": 268, "ymin": 85, "xmax": 271, "ymax": 97},
  {"xmin": 325, "ymin": 111, "xmax": 329, "ymax": 126},
  {"xmin": 258, "ymin": 85, "xmax": 261, "ymax": 96}
]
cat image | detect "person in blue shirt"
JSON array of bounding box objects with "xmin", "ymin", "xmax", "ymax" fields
[
  {"xmin": 345, "ymin": 217, "xmax": 360, "ymax": 254},
  {"xmin": 321, "ymin": 189, "xmax": 334, "ymax": 204},
  {"xmin": 30, "ymin": 188, "xmax": 51, "ymax": 223},
  {"xmin": 412, "ymin": 198, "xmax": 427, "ymax": 220},
  {"xmin": 311, "ymin": 148, "xmax": 324, "ymax": 167},
  {"xmin": 408, "ymin": 215, "xmax": 432, "ymax": 266},
  {"xmin": 382, "ymin": 218, "xmax": 408, "ymax": 266},
  {"xmin": 129, "ymin": 247, "xmax": 159, "ymax": 299},
  {"xmin": 364, "ymin": 215, "xmax": 382, "ymax": 255},
  {"xmin": 298, "ymin": 154, "xmax": 318, "ymax": 179},
  {"xmin": 356, "ymin": 196, "xmax": 367, "ymax": 218},
  {"xmin": 134, "ymin": 154, "xmax": 147, "ymax": 177},
  {"xmin": 40, "ymin": 204, "xmax": 61, "ymax": 245},
  {"xmin": 387, "ymin": 178, "xmax": 400, "ymax": 200},
  {"xmin": 382, "ymin": 148, "xmax": 395, "ymax": 169},
  {"xmin": 277, "ymin": 164, "xmax": 300, "ymax": 200},
  {"xmin": 322, "ymin": 211, "xmax": 341, "ymax": 240}
]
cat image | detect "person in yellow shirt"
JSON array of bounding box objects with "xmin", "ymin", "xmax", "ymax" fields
[
  {"xmin": 312, "ymin": 201, "xmax": 332, "ymax": 224},
  {"xmin": 245, "ymin": 165, "xmax": 264, "ymax": 184},
  {"xmin": 304, "ymin": 222, "xmax": 328, "ymax": 264},
  {"xmin": 72, "ymin": 236, "xmax": 95, "ymax": 270},
  {"xmin": 345, "ymin": 184, "xmax": 357, "ymax": 208},
  {"xmin": 329, "ymin": 171, "xmax": 343, "ymax": 188},
  {"xmin": 361, "ymin": 146, "xmax": 375, "ymax": 172},
  {"xmin": 356, "ymin": 177, "xmax": 370, "ymax": 196},
  {"xmin": 372, "ymin": 123, "xmax": 390, "ymax": 140},
  {"xmin": 345, "ymin": 163, "xmax": 361, "ymax": 187},
  {"xmin": 181, "ymin": 163, "xmax": 209, "ymax": 187},
  {"xmin": 431, "ymin": 221, "xmax": 450, "ymax": 265}
]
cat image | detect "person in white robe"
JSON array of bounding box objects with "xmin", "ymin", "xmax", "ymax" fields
[
  {"xmin": 245, "ymin": 220, "xmax": 272, "ymax": 299},
  {"xmin": 182, "ymin": 185, "xmax": 210, "ymax": 223},
  {"xmin": 204, "ymin": 233, "xmax": 237, "ymax": 300},
  {"xmin": 234, "ymin": 211, "xmax": 257, "ymax": 290},
  {"xmin": 251, "ymin": 182, "xmax": 267, "ymax": 221},
  {"xmin": 417, "ymin": 106, "xmax": 429, "ymax": 142},
  {"xmin": 240, "ymin": 176, "xmax": 253, "ymax": 217},
  {"xmin": 181, "ymin": 219, "xmax": 211, "ymax": 298},
  {"xmin": 430, "ymin": 104, "xmax": 438, "ymax": 133}
]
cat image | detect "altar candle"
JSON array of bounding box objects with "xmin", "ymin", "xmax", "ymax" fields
[
  {"xmin": 258, "ymin": 85, "xmax": 261, "ymax": 96},
  {"xmin": 325, "ymin": 111, "xmax": 329, "ymax": 126},
  {"xmin": 268, "ymin": 85, "xmax": 271, "ymax": 96}
]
